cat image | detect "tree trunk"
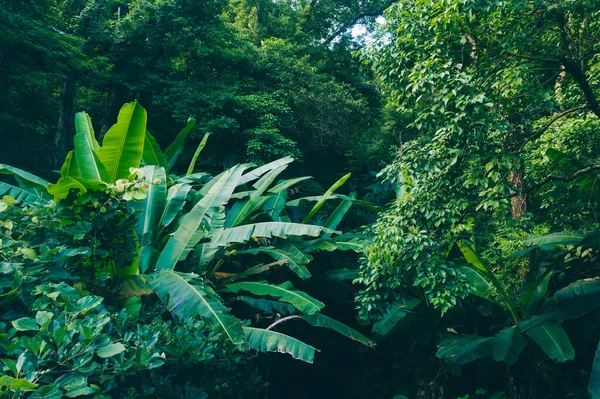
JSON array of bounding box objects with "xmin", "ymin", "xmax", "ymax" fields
[
  {"xmin": 55, "ymin": 70, "xmax": 76, "ymax": 168},
  {"xmin": 509, "ymin": 168, "xmax": 526, "ymax": 220}
]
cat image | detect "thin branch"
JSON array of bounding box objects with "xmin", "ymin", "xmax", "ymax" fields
[
  {"xmin": 323, "ymin": 2, "xmax": 394, "ymax": 45},
  {"xmin": 266, "ymin": 315, "xmax": 303, "ymax": 331},
  {"xmin": 516, "ymin": 104, "xmax": 587, "ymax": 150},
  {"xmin": 532, "ymin": 164, "xmax": 600, "ymax": 189}
]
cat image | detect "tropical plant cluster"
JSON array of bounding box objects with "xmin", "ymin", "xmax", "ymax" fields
[{"xmin": 4, "ymin": 0, "xmax": 600, "ymax": 398}]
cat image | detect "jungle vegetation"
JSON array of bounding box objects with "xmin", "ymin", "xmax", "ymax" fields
[{"xmin": 2, "ymin": 0, "xmax": 600, "ymax": 398}]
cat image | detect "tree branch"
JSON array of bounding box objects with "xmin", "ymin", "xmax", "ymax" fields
[
  {"xmin": 516, "ymin": 104, "xmax": 587, "ymax": 150},
  {"xmin": 323, "ymin": 2, "xmax": 394, "ymax": 45},
  {"xmin": 562, "ymin": 58, "xmax": 600, "ymax": 119},
  {"xmin": 532, "ymin": 164, "xmax": 600, "ymax": 189}
]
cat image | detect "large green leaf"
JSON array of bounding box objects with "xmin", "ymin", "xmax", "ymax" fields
[
  {"xmin": 437, "ymin": 335, "xmax": 494, "ymax": 365},
  {"xmin": 238, "ymin": 157, "xmax": 294, "ymax": 186},
  {"xmin": 59, "ymin": 151, "xmax": 80, "ymax": 178},
  {"xmin": 232, "ymin": 246, "xmax": 312, "ymax": 279},
  {"xmin": 74, "ymin": 112, "xmax": 100, "ymax": 152},
  {"xmin": 159, "ymin": 183, "xmax": 192, "ymax": 228},
  {"xmin": 244, "ymin": 327, "xmax": 317, "ymax": 363},
  {"xmin": 225, "ymin": 165, "xmax": 288, "ymax": 227},
  {"xmin": 0, "ymin": 182, "xmax": 46, "ymax": 205},
  {"xmin": 372, "ymin": 298, "xmax": 420, "ymax": 335},
  {"xmin": 323, "ymin": 192, "xmax": 355, "ymax": 232},
  {"xmin": 73, "ymin": 133, "xmax": 108, "ymax": 181},
  {"xmin": 303, "ymin": 172, "xmax": 351, "ymax": 223},
  {"xmin": 457, "ymin": 265, "xmax": 496, "ymax": 302},
  {"xmin": 267, "ymin": 176, "xmax": 312, "ymax": 193},
  {"xmin": 142, "ymin": 130, "xmax": 167, "ymax": 167},
  {"xmin": 525, "ymin": 324, "xmax": 574, "ymax": 362},
  {"xmin": 135, "ymin": 167, "xmax": 167, "ymax": 273},
  {"xmin": 164, "ymin": 117, "xmax": 196, "ymax": 171},
  {"xmin": 589, "ymin": 340, "xmax": 600, "ymax": 398},
  {"xmin": 492, "ymin": 327, "xmax": 527, "ymax": 365},
  {"xmin": 226, "ymin": 281, "xmax": 324, "ymax": 315},
  {"xmin": 541, "ymin": 277, "xmax": 600, "ymax": 322},
  {"xmin": 211, "ymin": 222, "xmax": 325, "ymax": 247},
  {"xmin": 150, "ymin": 270, "xmax": 245, "ymax": 344},
  {"xmin": 304, "ymin": 313, "xmax": 374, "ymax": 347},
  {"xmin": 0, "ymin": 164, "xmax": 50, "ymax": 191},
  {"xmin": 155, "ymin": 165, "xmax": 247, "ymax": 270},
  {"xmin": 237, "ymin": 296, "xmax": 296, "ymax": 315},
  {"xmin": 97, "ymin": 102, "xmax": 147, "ymax": 182},
  {"xmin": 524, "ymin": 233, "xmax": 584, "ymax": 249}
]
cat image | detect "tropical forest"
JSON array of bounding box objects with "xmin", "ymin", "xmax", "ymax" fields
[{"xmin": 2, "ymin": 0, "xmax": 600, "ymax": 398}]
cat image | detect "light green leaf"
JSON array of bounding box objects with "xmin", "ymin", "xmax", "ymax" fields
[
  {"xmin": 226, "ymin": 281, "xmax": 324, "ymax": 315},
  {"xmin": 303, "ymin": 172, "xmax": 351, "ymax": 223},
  {"xmin": 97, "ymin": 102, "xmax": 147, "ymax": 182},
  {"xmin": 150, "ymin": 270, "xmax": 245, "ymax": 344},
  {"xmin": 12, "ymin": 317, "xmax": 39, "ymax": 331},
  {"xmin": 304, "ymin": 313, "xmax": 374, "ymax": 347},
  {"xmin": 97, "ymin": 343, "xmax": 126, "ymax": 358},
  {"xmin": 244, "ymin": 327, "xmax": 317, "ymax": 363},
  {"xmin": 186, "ymin": 132, "xmax": 210, "ymax": 175}
]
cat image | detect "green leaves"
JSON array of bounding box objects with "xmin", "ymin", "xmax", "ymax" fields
[
  {"xmin": 150, "ymin": 270, "xmax": 245, "ymax": 345},
  {"xmin": 97, "ymin": 343, "xmax": 126, "ymax": 358},
  {"xmin": 12, "ymin": 317, "xmax": 39, "ymax": 331},
  {"xmin": 226, "ymin": 281, "xmax": 324, "ymax": 315},
  {"xmin": 436, "ymin": 335, "xmax": 494, "ymax": 365},
  {"xmin": 98, "ymin": 102, "xmax": 147, "ymax": 182},
  {"xmin": 372, "ymin": 298, "xmax": 420, "ymax": 335},
  {"xmin": 492, "ymin": 328, "xmax": 527, "ymax": 365},
  {"xmin": 244, "ymin": 327, "xmax": 317, "ymax": 363},
  {"xmin": 525, "ymin": 324, "xmax": 574, "ymax": 363},
  {"xmin": 211, "ymin": 222, "xmax": 325, "ymax": 247}
]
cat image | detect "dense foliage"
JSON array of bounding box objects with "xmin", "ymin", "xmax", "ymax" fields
[{"xmin": 3, "ymin": 0, "xmax": 600, "ymax": 398}]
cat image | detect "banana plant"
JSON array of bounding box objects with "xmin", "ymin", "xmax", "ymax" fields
[
  {"xmin": 128, "ymin": 159, "xmax": 377, "ymax": 362},
  {"xmin": 2, "ymin": 101, "xmax": 376, "ymax": 362},
  {"xmin": 436, "ymin": 237, "xmax": 600, "ymax": 367}
]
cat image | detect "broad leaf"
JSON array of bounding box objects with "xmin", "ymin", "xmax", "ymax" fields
[
  {"xmin": 156, "ymin": 165, "xmax": 247, "ymax": 270},
  {"xmin": 211, "ymin": 222, "xmax": 325, "ymax": 247},
  {"xmin": 437, "ymin": 335, "xmax": 494, "ymax": 365},
  {"xmin": 0, "ymin": 182, "xmax": 46, "ymax": 205},
  {"xmin": 97, "ymin": 343, "xmax": 126, "ymax": 358},
  {"xmin": 233, "ymin": 246, "xmax": 312, "ymax": 279},
  {"xmin": 226, "ymin": 281, "xmax": 324, "ymax": 315},
  {"xmin": 150, "ymin": 270, "xmax": 245, "ymax": 344},
  {"xmin": 372, "ymin": 298, "xmax": 420, "ymax": 335},
  {"xmin": 525, "ymin": 324, "xmax": 574, "ymax": 362},
  {"xmin": 304, "ymin": 313, "xmax": 374, "ymax": 347},
  {"xmin": 244, "ymin": 327, "xmax": 317, "ymax": 363},
  {"xmin": 541, "ymin": 277, "xmax": 600, "ymax": 322},
  {"xmin": 97, "ymin": 102, "xmax": 147, "ymax": 181},
  {"xmin": 237, "ymin": 296, "xmax": 296, "ymax": 315},
  {"xmin": 73, "ymin": 133, "xmax": 108, "ymax": 181},
  {"xmin": 492, "ymin": 327, "xmax": 527, "ymax": 365},
  {"xmin": 237, "ymin": 157, "xmax": 294, "ymax": 186}
]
